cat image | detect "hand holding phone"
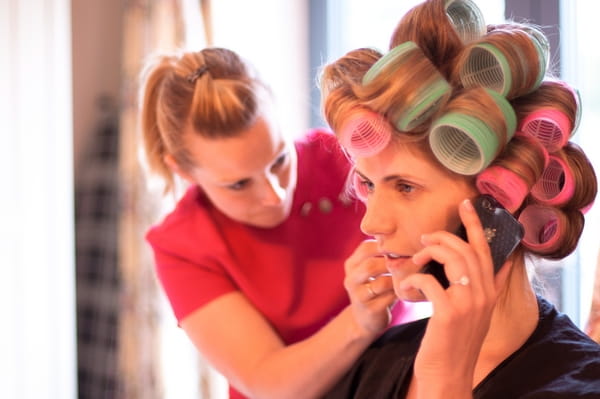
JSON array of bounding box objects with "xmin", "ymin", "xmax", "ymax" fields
[{"xmin": 421, "ymin": 195, "xmax": 524, "ymax": 289}]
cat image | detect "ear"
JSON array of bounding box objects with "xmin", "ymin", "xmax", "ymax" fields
[{"xmin": 164, "ymin": 154, "xmax": 196, "ymax": 185}]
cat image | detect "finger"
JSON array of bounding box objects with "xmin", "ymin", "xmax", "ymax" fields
[
  {"xmin": 398, "ymin": 272, "xmax": 449, "ymax": 309},
  {"xmin": 412, "ymin": 240, "xmax": 476, "ymax": 287},
  {"xmin": 344, "ymin": 239, "xmax": 379, "ymax": 274},
  {"xmin": 458, "ymin": 199, "xmax": 495, "ymax": 293}
]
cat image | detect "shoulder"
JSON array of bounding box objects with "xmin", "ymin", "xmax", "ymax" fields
[
  {"xmin": 295, "ymin": 128, "xmax": 353, "ymax": 181},
  {"xmin": 146, "ymin": 186, "xmax": 227, "ymax": 259},
  {"xmin": 476, "ymin": 296, "xmax": 600, "ymax": 397},
  {"xmin": 295, "ymin": 128, "xmax": 346, "ymax": 161}
]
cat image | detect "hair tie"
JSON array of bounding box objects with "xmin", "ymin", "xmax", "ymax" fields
[
  {"xmin": 339, "ymin": 109, "xmax": 392, "ymax": 158},
  {"xmin": 186, "ymin": 65, "xmax": 209, "ymax": 83}
]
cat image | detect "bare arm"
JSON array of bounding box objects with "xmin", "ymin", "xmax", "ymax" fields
[{"xmin": 181, "ymin": 240, "xmax": 397, "ymax": 399}]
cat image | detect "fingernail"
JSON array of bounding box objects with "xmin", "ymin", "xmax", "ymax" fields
[
  {"xmin": 420, "ymin": 234, "xmax": 429, "ymax": 244},
  {"xmin": 462, "ymin": 198, "xmax": 474, "ymax": 212}
]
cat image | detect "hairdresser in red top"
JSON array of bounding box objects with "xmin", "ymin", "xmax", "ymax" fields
[{"xmin": 140, "ymin": 47, "xmax": 414, "ymax": 399}]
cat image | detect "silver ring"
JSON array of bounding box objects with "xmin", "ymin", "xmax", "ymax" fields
[
  {"xmin": 451, "ymin": 275, "xmax": 470, "ymax": 286},
  {"xmin": 366, "ymin": 282, "xmax": 376, "ymax": 299}
]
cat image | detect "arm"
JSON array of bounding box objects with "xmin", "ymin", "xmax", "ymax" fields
[
  {"xmin": 402, "ymin": 199, "xmax": 511, "ymax": 399},
  {"xmin": 181, "ymin": 240, "xmax": 397, "ymax": 399}
]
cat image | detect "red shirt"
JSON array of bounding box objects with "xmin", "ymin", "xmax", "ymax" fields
[{"xmin": 147, "ymin": 130, "xmax": 410, "ymax": 398}]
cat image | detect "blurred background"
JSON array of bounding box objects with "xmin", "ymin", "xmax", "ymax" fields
[{"xmin": 2, "ymin": 0, "xmax": 599, "ymax": 398}]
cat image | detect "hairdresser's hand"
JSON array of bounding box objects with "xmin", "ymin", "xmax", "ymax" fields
[
  {"xmin": 400, "ymin": 199, "xmax": 512, "ymax": 398},
  {"xmin": 344, "ymin": 239, "xmax": 397, "ymax": 337}
]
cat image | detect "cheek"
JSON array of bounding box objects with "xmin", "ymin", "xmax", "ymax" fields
[{"xmin": 201, "ymin": 187, "xmax": 251, "ymax": 216}]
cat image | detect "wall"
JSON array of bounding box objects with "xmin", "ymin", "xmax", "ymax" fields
[{"xmin": 72, "ymin": 0, "xmax": 123, "ymax": 174}]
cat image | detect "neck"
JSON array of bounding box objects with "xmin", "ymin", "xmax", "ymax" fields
[{"xmin": 474, "ymin": 260, "xmax": 539, "ymax": 385}]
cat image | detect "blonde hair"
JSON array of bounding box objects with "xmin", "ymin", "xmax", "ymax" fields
[
  {"xmin": 139, "ymin": 47, "xmax": 270, "ymax": 193},
  {"xmin": 319, "ymin": 0, "xmax": 597, "ymax": 262}
]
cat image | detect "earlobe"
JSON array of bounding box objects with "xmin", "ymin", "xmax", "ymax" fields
[{"xmin": 164, "ymin": 154, "xmax": 196, "ymax": 185}]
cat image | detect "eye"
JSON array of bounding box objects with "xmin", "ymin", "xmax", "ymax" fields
[
  {"xmin": 352, "ymin": 172, "xmax": 373, "ymax": 201},
  {"xmin": 396, "ymin": 181, "xmax": 414, "ymax": 194},
  {"xmin": 271, "ymin": 153, "xmax": 287, "ymax": 172},
  {"xmin": 227, "ymin": 179, "xmax": 251, "ymax": 191}
]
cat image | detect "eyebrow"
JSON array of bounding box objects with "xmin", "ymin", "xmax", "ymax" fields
[{"xmin": 354, "ymin": 169, "xmax": 415, "ymax": 183}]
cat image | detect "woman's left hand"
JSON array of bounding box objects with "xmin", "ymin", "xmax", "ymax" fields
[{"xmin": 399, "ymin": 199, "xmax": 513, "ymax": 397}]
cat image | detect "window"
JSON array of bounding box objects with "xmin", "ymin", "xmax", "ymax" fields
[
  {"xmin": 560, "ymin": 0, "xmax": 600, "ymax": 327},
  {"xmin": 1, "ymin": 0, "xmax": 76, "ymax": 397}
]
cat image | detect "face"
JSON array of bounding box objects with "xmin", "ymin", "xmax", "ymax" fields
[
  {"xmin": 354, "ymin": 140, "xmax": 478, "ymax": 300},
  {"xmin": 179, "ymin": 112, "xmax": 297, "ymax": 228}
]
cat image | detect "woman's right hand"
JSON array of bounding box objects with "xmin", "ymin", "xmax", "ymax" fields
[{"xmin": 343, "ymin": 239, "xmax": 398, "ymax": 336}]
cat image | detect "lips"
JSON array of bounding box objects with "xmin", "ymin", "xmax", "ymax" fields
[{"xmin": 381, "ymin": 252, "xmax": 411, "ymax": 274}]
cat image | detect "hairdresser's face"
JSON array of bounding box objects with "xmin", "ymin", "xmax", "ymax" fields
[
  {"xmin": 355, "ymin": 141, "xmax": 477, "ymax": 301},
  {"xmin": 183, "ymin": 113, "xmax": 296, "ymax": 228}
]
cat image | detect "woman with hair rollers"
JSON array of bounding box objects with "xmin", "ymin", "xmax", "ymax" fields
[
  {"xmin": 139, "ymin": 47, "xmax": 414, "ymax": 399},
  {"xmin": 319, "ymin": 0, "xmax": 600, "ymax": 397}
]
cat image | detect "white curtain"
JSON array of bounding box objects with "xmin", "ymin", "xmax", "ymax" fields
[{"xmin": 0, "ymin": 0, "xmax": 76, "ymax": 398}]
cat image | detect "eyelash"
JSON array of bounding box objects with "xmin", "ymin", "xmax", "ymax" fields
[
  {"xmin": 227, "ymin": 153, "xmax": 288, "ymax": 191},
  {"xmin": 272, "ymin": 153, "xmax": 287, "ymax": 170},
  {"xmin": 396, "ymin": 182, "xmax": 414, "ymax": 194}
]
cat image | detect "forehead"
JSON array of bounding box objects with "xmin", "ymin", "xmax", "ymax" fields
[
  {"xmin": 355, "ymin": 139, "xmax": 456, "ymax": 181},
  {"xmin": 186, "ymin": 113, "xmax": 288, "ymax": 181}
]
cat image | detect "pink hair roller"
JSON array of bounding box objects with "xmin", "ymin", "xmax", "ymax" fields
[
  {"xmin": 518, "ymin": 204, "xmax": 562, "ymax": 252},
  {"xmin": 519, "ymin": 108, "xmax": 572, "ymax": 152},
  {"xmin": 339, "ymin": 109, "xmax": 392, "ymax": 158},
  {"xmin": 580, "ymin": 201, "xmax": 594, "ymax": 215},
  {"xmin": 530, "ymin": 155, "xmax": 575, "ymax": 206},
  {"xmin": 476, "ymin": 166, "xmax": 529, "ymax": 213}
]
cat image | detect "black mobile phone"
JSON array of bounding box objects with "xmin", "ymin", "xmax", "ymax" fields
[{"xmin": 421, "ymin": 194, "xmax": 524, "ymax": 289}]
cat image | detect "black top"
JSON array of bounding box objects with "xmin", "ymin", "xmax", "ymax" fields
[{"xmin": 324, "ymin": 297, "xmax": 600, "ymax": 398}]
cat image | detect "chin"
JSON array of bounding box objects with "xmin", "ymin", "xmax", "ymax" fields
[{"xmin": 248, "ymin": 208, "xmax": 291, "ymax": 229}]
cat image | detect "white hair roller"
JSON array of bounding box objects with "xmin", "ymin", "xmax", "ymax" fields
[{"xmin": 445, "ymin": 0, "xmax": 486, "ymax": 43}]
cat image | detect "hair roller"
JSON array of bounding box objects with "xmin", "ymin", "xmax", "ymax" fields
[
  {"xmin": 361, "ymin": 41, "xmax": 451, "ymax": 131},
  {"xmin": 519, "ymin": 205, "xmax": 584, "ymax": 259},
  {"xmin": 429, "ymin": 88, "xmax": 516, "ymax": 175},
  {"xmin": 520, "ymin": 25, "xmax": 550, "ymax": 89},
  {"xmin": 556, "ymin": 81, "xmax": 582, "ymax": 134},
  {"xmin": 530, "ymin": 154, "xmax": 575, "ymax": 206},
  {"xmin": 444, "ymin": 0, "xmax": 486, "ymax": 43},
  {"xmin": 476, "ymin": 166, "xmax": 529, "ymax": 213},
  {"xmin": 339, "ymin": 108, "xmax": 393, "ymax": 158},
  {"xmin": 519, "ymin": 108, "xmax": 572, "ymax": 152},
  {"xmin": 457, "ymin": 28, "xmax": 546, "ymax": 98},
  {"xmin": 518, "ymin": 204, "xmax": 563, "ymax": 254}
]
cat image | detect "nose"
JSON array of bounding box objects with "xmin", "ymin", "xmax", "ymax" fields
[
  {"xmin": 260, "ymin": 174, "xmax": 286, "ymax": 205},
  {"xmin": 360, "ymin": 193, "xmax": 396, "ymax": 238}
]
